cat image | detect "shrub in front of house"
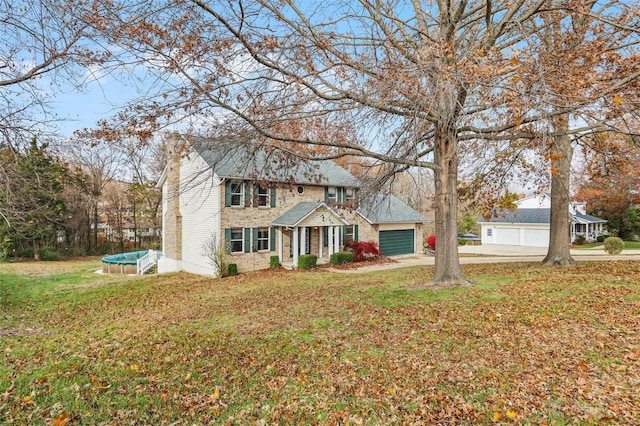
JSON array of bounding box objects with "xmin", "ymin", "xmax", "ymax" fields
[
  {"xmin": 573, "ymin": 235, "xmax": 587, "ymax": 245},
  {"xmin": 426, "ymin": 234, "xmax": 436, "ymax": 250},
  {"xmin": 345, "ymin": 240, "xmax": 381, "ymax": 262},
  {"xmin": 597, "ymin": 235, "xmax": 608, "ymax": 243},
  {"xmin": 603, "ymin": 237, "xmax": 624, "ymax": 254},
  {"xmin": 226, "ymin": 263, "xmax": 238, "ymax": 276},
  {"xmin": 330, "ymin": 251, "xmax": 353, "ymax": 265},
  {"xmin": 270, "ymin": 255, "xmax": 280, "ymax": 269},
  {"xmin": 298, "ymin": 254, "xmax": 317, "ymax": 269},
  {"xmin": 458, "ymin": 238, "xmax": 467, "ymax": 246}
]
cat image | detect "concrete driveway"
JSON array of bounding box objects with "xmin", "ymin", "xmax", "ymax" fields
[{"xmin": 329, "ymin": 244, "xmax": 640, "ymax": 273}]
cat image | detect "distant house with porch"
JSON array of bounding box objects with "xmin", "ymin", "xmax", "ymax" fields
[
  {"xmin": 479, "ymin": 193, "xmax": 607, "ymax": 247},
  {"xmin": 157, "ymin": 135, "xmax": 429, "ymax": 276}
]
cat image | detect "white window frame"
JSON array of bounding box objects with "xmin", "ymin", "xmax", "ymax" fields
[
  {"xmin": 345, "ymin": 188, "xmax": 355, "ymax": 202},
  {"xmin": 257, "ymin": 227, "xmax": 269, "ymax": 251},
  {"xmin": 345, "ymin": 225, "xmax": 355, "ymax": 241},
  {"xmin": 255, "ymin": 185, "xmax": 269, "ymax": 207},
  {"xmin": 230, "ymin": 181, "xmax": 243, "ymax": 207},
  {"xmin": 229, "ymin": 227, "xmax": 244, "ymax": 253},
  {"xmin": 327, "ymin": 186, "xmax": 337, "ymax": 205}
]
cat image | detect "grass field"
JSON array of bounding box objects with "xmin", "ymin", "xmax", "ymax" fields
[
  {"xmin": 1, "ymin": 259, "xmax": 639, "ymax": 424},
  {"xmin": 575, "ymin": 241, "xmax": 640, "ymax": 250}
]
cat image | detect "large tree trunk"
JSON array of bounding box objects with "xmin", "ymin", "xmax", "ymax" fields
[
  {"xmin": 543, "ymin": 114, "xmax": 575, "ymax": 266},
  {"xmin": 432, "ymin": 123, "xmax": 470, "ymax": 286}
]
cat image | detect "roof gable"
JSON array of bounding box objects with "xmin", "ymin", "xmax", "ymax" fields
[
  {"xmin": 271, "ymin": 202, "xmax": 347, "ymax": 227},
  {"xmin": 357, "ymin": 193, "xmax": 429, "ymax": 224}
]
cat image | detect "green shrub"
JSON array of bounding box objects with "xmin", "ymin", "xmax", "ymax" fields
[
  {"xmin": 270, "ymin": 255, "xmax": 281, "ymax": 269},
  {"xmin": 40, "ymin": 248, "xmax": 61, "ymax": 261},
  {"xmin": 603, "ymin": 237, "xmax": 624, "ymax": 254},
  {"xmin": 458, "ymin": 239, "xmax": 467, "ymax": 246},
  {"xmin": 596, "ymin": 235, "xmax": 605, "ymax": 243},
  {"xmin": 573, "ymin": 235, "xmax": 587, "ymax": 245},
  {"xmin": 227, "ymin": 263, "xmax": 238, "ymax": 276},
  {"xmin": 330, "ymin": 251, "xmax": 353, "ymax": 265},
  {"xmin": 298, "ymin": 254, "xmax": 317, "ymax": 270}
]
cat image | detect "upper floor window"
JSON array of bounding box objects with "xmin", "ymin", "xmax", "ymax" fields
[
  {"xmin": 326, "ymin": 186, "xmax": 337, "ymax": 205},
  {"xmin": 345, "ymin": 188, "xmax": 355, "ymax": 202},
  {"xmin": 255, "ymin": 184, "xmax": 269, "ymax": 207},
  {"xmin": 230, "ymin": 181, "xmax": 243, "ymax": 207}
]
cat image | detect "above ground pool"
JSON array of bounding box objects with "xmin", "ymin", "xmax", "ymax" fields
[{"xmin": 101, "ymin": 250, "xmax": 152, "ymax": 274}]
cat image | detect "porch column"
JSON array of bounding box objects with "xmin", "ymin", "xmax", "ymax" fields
[
  {"xmin": 333, "ymin": 226, "xmax": 340, "ymax": 252},
  {"xmin": 319, "ymin": 227, "xmax": 323, "ymax": 259},
  {"xmin": 292, "ymin": 227, "xmax": 299, "ymax": 268},
  {"xmin": 300, "ymin": 226, "xmax": 307, "ymax": 256},
  {"xmin": 328, "ymin": 226, "xmax": 334, "ymax": 256},
  {"xmin": 277, "ymin": 227, "xmax": 283, "ymax": 263}
]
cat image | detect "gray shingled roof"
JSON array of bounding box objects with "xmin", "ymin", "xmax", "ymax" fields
[
  {"xmin": 482, "ymin": 208, "xmax": 607, "ymax": 225},
  {"xmin": 271, "ymin": 201, "xmax": 348, "ymax": 227},
  {"xmin": 574, "ymin": 212, "xmax": 607, "ymax": 224},
  {"xmin": 484, "ymin": 208, "xmax": 551, "ymax": 224},
  {"xmin": 191, "ymin": 139, "xmax": 358, "ymax": 187},
  {"xmin": 357, "ymin": 193, "xmax": 429, "ymax": 224},
  {"xmin": 271, "ymin": 202, "xmax": 323, "ymax": 227}
]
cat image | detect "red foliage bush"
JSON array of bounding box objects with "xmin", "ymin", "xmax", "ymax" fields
[
  {"xmin": 344, "ymin": 240, "xmax": 381, "ymax": 262},
  {"xmin": 426, "ymin": 234, "xmax": 436, "ymax": 250}
]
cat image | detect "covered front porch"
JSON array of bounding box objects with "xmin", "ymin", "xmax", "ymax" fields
[
  {"xmin": 272, "ymin": 201, "xmax": 348, "ymax": 268},
  {"xmin": 571, "ymin": 213, "xmax": 607, "ymax": 243}
]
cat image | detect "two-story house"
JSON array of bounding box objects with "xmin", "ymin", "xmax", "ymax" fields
[
  {"xmin": 478, "ymin": 193, "xmax": 607, "ymax": 247},
  {"xmin": 157, "ymin": 134, "xmax": 429, "ymax": 276}
]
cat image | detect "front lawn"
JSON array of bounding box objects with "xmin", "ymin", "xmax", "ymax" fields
[
  {"xmin": 575, "ymin": 240, "xmax": 640, "ymax": 250},
  {"xmin": 1, "ymin": 259, "xmax": 639, "ymax": 424}
]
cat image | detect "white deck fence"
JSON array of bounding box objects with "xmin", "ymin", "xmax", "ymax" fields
[{"xmin": 136, "ymin": 250, "xmax": 162, "ymax": 275}]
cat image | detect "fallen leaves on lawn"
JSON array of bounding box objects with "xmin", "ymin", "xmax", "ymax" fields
[{"xmin": 1, "ymin": 260, "xmax": 640, "ymax": 424}]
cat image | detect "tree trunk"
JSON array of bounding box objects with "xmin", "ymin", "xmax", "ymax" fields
[
  {"xmin": 543, "ymin": 114, "xmax": 575, "ymax": 266},
  {"xmin": 33, "ymin": 240, "xmax": 41, "ymax": 261},
  {"xmin": 93, "ymin": 201, "xmax": 99, "ymax": 253},
  {"xmin": 432, "ymin": 123, "xmax": 471, "ymax": 286}
]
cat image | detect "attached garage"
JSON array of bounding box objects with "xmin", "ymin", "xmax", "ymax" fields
[{"xmin": 379, "ymin": 229, "xmax": 415, "ymax": 256}]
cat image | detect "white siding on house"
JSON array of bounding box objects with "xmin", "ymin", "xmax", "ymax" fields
[
  {"xmin": 517, "ymin": 195, "xmax": 550, "ymax": 209},
  {"xmin": 481, "ymin": 224, "xmax": 496, "ymax": 245},
  {"xmin": 179, "ymin": 154, "xmax": 222, "ymax": 276}
]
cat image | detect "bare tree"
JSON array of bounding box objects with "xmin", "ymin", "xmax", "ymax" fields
[
  {"xmin": 84, "ymin": 0, "xmax": 639, "ymax": 284},
  {"xmin": 64, "ymin": 141, "xmax": 124, "ymax": 252}
]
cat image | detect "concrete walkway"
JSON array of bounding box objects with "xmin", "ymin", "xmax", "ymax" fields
[{"xmin": 327, "ymin": 244, "xmax": 640, "ymax": 273}]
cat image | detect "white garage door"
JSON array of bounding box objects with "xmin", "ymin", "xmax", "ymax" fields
[
  {"xmin": 496, "ymin": 227, "xmax": 520, "ymax": 245},
  {"xmin": 523, "ymin": 228, "xmax": 549, "ymax": 247}
]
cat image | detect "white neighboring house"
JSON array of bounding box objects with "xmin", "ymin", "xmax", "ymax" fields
[{"xmin": 478, "ymin": 193, "xmax": 607, "ymax": 247}]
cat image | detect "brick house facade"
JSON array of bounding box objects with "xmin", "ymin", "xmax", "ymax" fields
[{"xmin": 157, "ymin": 134, "xmax": 428, "ymax": 276}]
